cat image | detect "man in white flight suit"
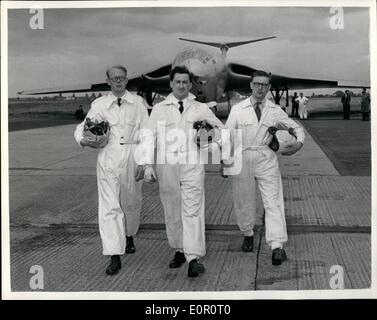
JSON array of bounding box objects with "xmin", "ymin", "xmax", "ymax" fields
[
  {"xmin": 222, "ymin": 70, "xmax": 305, "ymax": 265},
  {"xmin": 296, "ymin": 92, "xmax": 309, "ymax": 120},
  {"xmin": 74, "ymin": 65, "xmax": 149, "ymax": 275},
  {"xmin": 143, "ymin": 66, "xmax": 224, "ymax": 277}
]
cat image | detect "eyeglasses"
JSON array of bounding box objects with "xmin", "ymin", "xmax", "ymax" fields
[
  {"xmin": 109, "ymin": 76, "xmax": 127, "ymax": 82},
  {"xmin": 252, "ymin": 82, "xmax": 269, "ymax": 88}
]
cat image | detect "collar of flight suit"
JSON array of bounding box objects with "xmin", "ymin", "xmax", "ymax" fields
[
  {"xmin": 106, "ymin": 90, "xmax": 134, "ymax": 109},
  {"xmin": 164, "ymin": 92, "xmax": 196, "ymax": 109},
  {"xmin": 238, "ymin": 96, "xmax": 269, "ymax": 110},
  {"xmin": 238, "ymin": 96, "xmax": 279, "ymax": 129}
]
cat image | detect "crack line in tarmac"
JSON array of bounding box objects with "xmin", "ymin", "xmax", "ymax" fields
[
  {"xmin": 253, "ymin": 210, "xmax": 265, "ymax": 291},
  {"xmin": 9, "ymin": 223, "xmax": 371, "ymax": 233}
]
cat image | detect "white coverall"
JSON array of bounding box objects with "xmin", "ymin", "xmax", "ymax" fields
[
  {"xmin": 295, "ymin": 96, "xmax": 309, "ymax": 119},
  {"xmin": 143, "ymin": 93, "xmax": 224, "ymax": 262},
  {"xmin": 74, "ymin": 92, "xmax": 149, "ymax": 255},
  {"xmin": 225, "ymin": 97, "xmax": 305, "ymax": 249}
]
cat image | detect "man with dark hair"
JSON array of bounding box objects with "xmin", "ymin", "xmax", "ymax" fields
[
  {"xmin": 291, "ymin": 92, "xmax": 299, "ymax": 118},
  {"xmin": 143, "ymin": 65, "xmax": 224, "ymax": 277},
  {"xmin": 222, "ymin": 70, "xmax": 305, "ymax": 265},
  {"xmin": 169, "ymin": 65, "xmax": 193, "ymax": 82},
  {"xmin": 74, "ymin": 65, "xmax": 149, "ymax": 275},
  {"xmin": 360, "ymin": 88, "xmax": 371, "ymax": 121},
  {"xmin": 341, "ymin": 90, "xmax": 351, "ymax": 120}
]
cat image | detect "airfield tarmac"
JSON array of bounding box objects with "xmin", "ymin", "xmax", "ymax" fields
[{"xmin": 6, "ymin": 102, "xmax": 371, "ymax": 293}]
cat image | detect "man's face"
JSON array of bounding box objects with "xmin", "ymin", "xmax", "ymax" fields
[
  {"xmin": 107, "ymin": 68, "xmax": 128, "ymax": 95},
  {"xmin": 300, "ymin": 93, "xmax": 303, "ymax": 98},
  {"xmin": 250, "ymin": 76, "xmax": 270, "ymax": 101},
  {"xmin": 170, "ymin": 73, "xmax": 192, "ymax": 100}
]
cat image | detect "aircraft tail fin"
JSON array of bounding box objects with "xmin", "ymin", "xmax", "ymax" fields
[{"xmin": 179, "ymin": 36, "xmax": 276, "ymax": 56}]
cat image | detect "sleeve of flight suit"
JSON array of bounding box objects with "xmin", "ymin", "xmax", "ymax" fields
[
  {"xmin": 134, "ymin": 97, "xmax": 149, "ymax": 143},
  {"xmin": 200, "ymin": 104, "xmax": 233, "ymax": 161},
  {"xmin": 201, "ymin": 104, "xmax": 224, "ymax": 129},
  {"xmin": 221, "ymin": 106, "xmax": 239, "ymax": 165},
  {"xmin": 137, "ymin": 103, "xmax": 160, "ymax": 166},
  {"xmin": 133, "ymin": 97, "xmax": 151, "ymax": 166},
  {"xmin": 273, "ymin": 107, "xmax": 305, "ymax": 144}
]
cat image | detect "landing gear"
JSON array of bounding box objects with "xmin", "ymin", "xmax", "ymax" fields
[
  {"xmin": 227, "ymin": 92, "xmax": 231, "ymax": 113},
  {"xmin": 270, "ymin": 88, "xmax": 284, "ymax": 105},
  {"xmin": 270, "ymin": 87, "xmax": 289, "ymax": 112},
  {"xmin": 146, "ymin": 90, "xmax": 158, "ymax": 106},
  {"xmin": 137, "ymin": 90, "xmax": 157, "ymax": 114},
  {"xmin": 285, "ymin": 87, "xmax": 289, "ymax": 110}
]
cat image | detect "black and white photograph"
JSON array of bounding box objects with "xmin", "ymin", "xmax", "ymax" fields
[{"xmin": 1, "ymin": 0, "xmax": 376, "ymax": 300}]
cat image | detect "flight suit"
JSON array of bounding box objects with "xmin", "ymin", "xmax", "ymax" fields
[
  {"xmin": 142, "ymin": 93, "xmax": 224, "ymax": 262},
  {"xmin": 361, "ymin": 93, "xmax": 371, "ymax": 121},
  {"xmin": 225, "ymin": 97, "xmax": 305, "ymax": 249},
  {"xmin": 296, "ymin": 96, "xmax": 309, "ymax": 119},
  {"xmin": 74, "ymin": 91, "xmax": 149, "ymax": 255},
  {"xmin": 341, "ymin": 93, "xmax": 351, "ymax": 120}
]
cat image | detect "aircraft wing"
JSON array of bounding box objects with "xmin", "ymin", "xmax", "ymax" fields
[
  {"xmin": 18, "ymin": 64, "xmax": 173, "ymax": 96},
  {"xmin": 225, "ymin": 62, "xmax": 370, "ymax": 93},
  {"xmin": 18, "ymin": 83, "xmax": 110, "ymax": 95},
  {"xmin": 131, "ymin": 64, "xmax": 171, "ymax": 95}
]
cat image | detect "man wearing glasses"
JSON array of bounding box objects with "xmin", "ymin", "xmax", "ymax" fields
[
  {"xmin": 222, "ymin": 70, "xmax": 305, "ymax": 265},
  {"xmin": 74, "ymin": 65, "xmax": 149, "ymax": 275}
]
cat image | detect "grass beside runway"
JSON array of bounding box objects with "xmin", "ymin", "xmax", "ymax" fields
[
  {"xmin": 299, "ymin": 119, "xmax": 371, "ymax": 176},
  {"xmin": 8, "ymin": 99, "xmax": 89, "ymax": 131}
]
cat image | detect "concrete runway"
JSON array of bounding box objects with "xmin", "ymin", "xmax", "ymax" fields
[{"xmin": 6, "ymin": 117, "xmax": 371, "ymax": 293}]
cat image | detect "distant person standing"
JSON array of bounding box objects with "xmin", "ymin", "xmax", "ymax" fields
[
  {"xmin": 296, "ymin": 92, "xmax": 309, "ymax": 119},
  {"xmin": 341, "ymin": 90, "xmax": 351, "ymax": 120},
  {"xmin": 74, "ymin": 105, "xmax": 86, "ymax": 120},
  {"xmin": 360, "ymin": 88, "xmax": 371, "ymax": 121},
  {"xmin": 291, "ymin": 92, "xmax": 299, "ymax": 118}
]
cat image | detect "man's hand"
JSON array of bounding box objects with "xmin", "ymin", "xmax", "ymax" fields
[
  {"xmin": 220, "ymin": 161, "xmax": 233, "ymax": 178},
  {"xmin": 281, "ymin": 141, "xmax": 303, "ymax": 156},
  {"xmin": 135, "ymin": 165, "xmax": 144, "ymax": 181},
  {"xmin": 144, "ymin": 166, "xmax": 157, "ymax": 183},
  {"xmin": 80, "ymin": 137, "xmax": 103, "ymax": 148}
]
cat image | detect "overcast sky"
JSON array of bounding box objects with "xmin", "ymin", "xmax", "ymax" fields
[{"xmin": 7, "ymin": 6, "xmax": 370, "ymax": 97}]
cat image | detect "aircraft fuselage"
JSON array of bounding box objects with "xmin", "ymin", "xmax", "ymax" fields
[{"xmin": 172, "ymin": 47, "xmax": 228, "ymax": 104}]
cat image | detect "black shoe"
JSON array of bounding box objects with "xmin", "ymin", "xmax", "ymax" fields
[
  {"xmin": 169, "ymin": 251, "xmax": 186, "ymax": 268},
  {"xmin": 272, "ymin": 248, "xmax": 287, "ymax": 266},
  {"xmin": 241, "ymin": 236, "xmax": 254, "ymax": 252},
  {"xmin": 105, "ymin": 255, "xmax": 121, "ymax": 275},
  {"xmin": 125, "ymin": 236, "xmax": 136, "ymax": 254},
  {"xmin": 188, "ymin": 259, "xmax": 205, "ymax": 277}
]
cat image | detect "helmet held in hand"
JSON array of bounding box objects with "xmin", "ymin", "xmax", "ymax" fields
[
  {"xmin": 275, "ymin": 128, "xmax": 297, "ymax": 154},
  {"xmin": 83, "ymin": 117, "xmax": 110, "ymax": 148},
  {"xmin": 193, "ymin": 120, "xmax": 220, "ymax": 151}
]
